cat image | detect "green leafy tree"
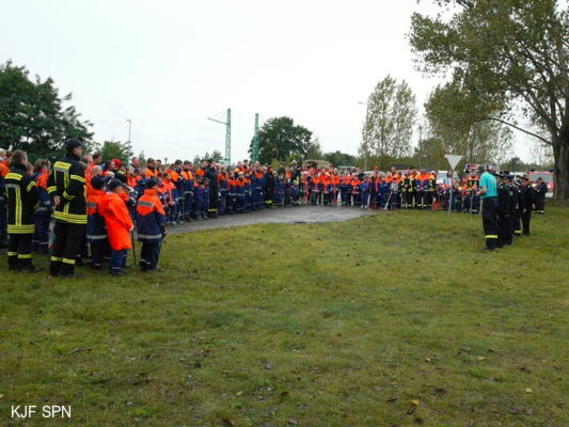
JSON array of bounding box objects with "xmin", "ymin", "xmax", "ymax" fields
[
  {"xmin": 305, "ymin": 136, "xmax": 323, "ymax": 160},
  {"xmin": 249, "ymin": 116, "xmax": 313, "ymax": 164},
  {"xmin": 425, "ymin": 80, "xmax": 512, "ymax": 165},
  {"xmin": 410, "ymin": 0, "xmax": 569, "ymax": 198},
  {"xmin": 362, "ymin": 75, "xmax": 417, "ymax": 162},
  {"xmin": 92, "ymin": 140, "xmax": 133, "ymax": 164},
  {"xmin": 0, "ymin": 61, "xmax": 93, "ymax": 159},
  {"xmin": 322, "ymin": 151, "xmax": 357, "ymax": 167}
]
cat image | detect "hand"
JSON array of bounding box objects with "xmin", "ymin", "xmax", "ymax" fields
[
  {"xmin": 53, "ymin": 195, "xmax": 61, "ymax": 207},
  {"xmin": 130, "ymin": 225, "xmax": 135, "ymax": 232}
]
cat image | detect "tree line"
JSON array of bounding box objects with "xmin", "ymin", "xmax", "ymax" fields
[{"xmin": 0, "ymin": 50, "xmax": 559, "ymax": 192}]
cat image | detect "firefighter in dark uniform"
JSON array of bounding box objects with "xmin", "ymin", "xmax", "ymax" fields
[
  {"xmin": 518, "ymin": 176, "xmax": 535, "ymax": 235},
  {"xmin": 509, "ymin": 175, "xmax": 522, "ymax": 238},
  {"xmin": 497, "ymin": 173, "xmax": 515, "ymax": 247},
  {"xmin": 205, "ymin": 160, "xmax": 218, "ymax": 218},
  {"xmin": 534, "ymin": 177, "xmax": 547, "ymax": 214},
  {"xmin": 48, "ymin": 139, "xmax": 87, "ymax": 277},
  {"xmin": 5, "ymin": 150, "xmax": 40, "ymax": 272}
]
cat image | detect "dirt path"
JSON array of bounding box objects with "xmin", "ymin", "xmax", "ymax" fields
[{"xmin": 168, "ymin": 206, "xmax": 374, "ymax": 234}]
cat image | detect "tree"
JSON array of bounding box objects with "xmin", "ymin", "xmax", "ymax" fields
[
  {"xmin": 0, "ymin": 61, "xmax": 93, "ymax": 159},
  {"xmin": 305, "ymin": 136, "xmax": 323, "ymax": 160},
  {"xmin": 410, "ymin": 0, "xmax": 569, "ymax": 199},
  {"xmin": 92, "ymin": 140, "xmax": 134, "ymax": 164},
  {"xmin": 529, "ymin": 141, "xmax": 554, "ymax": 169},
  {"xmin": 425, "ymin": 80, "xmax": 513, "ymax": 165},
  {"xmin": 362, "ymin": 75, "xmax": 417, "ymax": 162},
  {"xmin": 322, "ymin": 151, "xmax": 357, "ymax": 167},
  {"xmin": 250, "ymin": 116, "xmax": 313, "ymax": 164}
]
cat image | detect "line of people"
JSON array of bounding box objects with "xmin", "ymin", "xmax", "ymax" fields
[{"xmin": 0, "ymin": 142, "xmax": 551, "ymax": 274}]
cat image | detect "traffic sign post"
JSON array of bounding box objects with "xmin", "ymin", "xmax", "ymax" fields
[{"xmin": 445, "ymin": 154, "xmax": 463, "ymax": 215}]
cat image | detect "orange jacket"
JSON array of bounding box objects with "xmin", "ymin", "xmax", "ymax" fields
[
  {"xmin": 36, "ymin": 170, "xmax": 49, "ymax": 189},
  {"xmin": 99, "ymin": 192, "xmax": 133, "ymax": 250},
  {"xmin": 144, "ymin": 168, "xmax": 158, "ymax": 178},
  {"xmin": 0, "ymin": 161, "xmax": 9, "ymax": 178}
]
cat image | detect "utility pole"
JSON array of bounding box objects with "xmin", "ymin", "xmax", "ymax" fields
[
  {"xmin": 251, "ymin": 113, "xmax": 260, "ymax": 163},
  {"xmin": 207, "ymin": 108, "xmax": 231, "ymax": 165}
]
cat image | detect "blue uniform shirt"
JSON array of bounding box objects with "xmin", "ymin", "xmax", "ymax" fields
[{"xmin": 479, "ymin": 172, "xmax": 497, "ymax": 199}]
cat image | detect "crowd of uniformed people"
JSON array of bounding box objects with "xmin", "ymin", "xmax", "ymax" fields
[{"xmin": 0, "ymin": 140, "xmax": 550, "ymax": 275}]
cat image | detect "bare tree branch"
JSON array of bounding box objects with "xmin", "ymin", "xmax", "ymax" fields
[{"xmin": 485, "ymin": 117, "xmax": 551, "ymax": 145}]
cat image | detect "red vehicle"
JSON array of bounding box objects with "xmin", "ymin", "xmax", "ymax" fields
[{"xmin": 528, "ymin": 171, "xmax": 555, "ymax": 198}]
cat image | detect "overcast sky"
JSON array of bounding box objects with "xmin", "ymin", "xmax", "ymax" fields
[{"xmin": 2, "ymin": 0, "xmax": 534, "ymax": 163}]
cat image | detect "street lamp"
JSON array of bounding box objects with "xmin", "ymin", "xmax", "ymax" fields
[{"xmin": 126, "ymin": 119, "xmax": 132, "ymax": 143}]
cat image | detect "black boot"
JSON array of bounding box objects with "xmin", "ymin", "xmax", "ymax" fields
[
  {"xmin": 8, "ymin": 255, "xmax": 19, "ymax": 271},
  {"xmin": 49, "ymin": 260, "xmax": 62, "ymax": 277}
]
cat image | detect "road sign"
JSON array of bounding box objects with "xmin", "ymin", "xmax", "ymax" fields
[{"xmin": 445, "ymin": 154, "xmax": 463, "ymax": 171}]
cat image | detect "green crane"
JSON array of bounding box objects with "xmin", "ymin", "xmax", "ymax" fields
[
  {"xmin": 251, "ymin": 113, "xmax": 260, "ymax": 163},
  {"xmin": 207, "ymin": 108, "xmax": 231, "ymax": 165}
]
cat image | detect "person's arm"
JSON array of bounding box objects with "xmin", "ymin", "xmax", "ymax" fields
[
  {"xmin": 64, "ymin": 162, "xmax": 86, "ymax": 201},
  {"xmin": 476, "ymin": 175, "xmax": 487, "ymax": 196}
]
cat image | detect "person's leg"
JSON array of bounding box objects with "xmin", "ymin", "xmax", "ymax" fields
[
  {"xmin": 37, "ymin": 216, "xmax": 50, "ymax": 255},
  {"xmin": 61, "ymin": 224, "xmax": 85, "ymax": 277},
  {"xmin": 49, "ymin": 222, "xmax": 66, "ymax": 276},
  {"xmin": 90, "ymin": 239, "xmax": 103, "ymax": 269},
  {"xmin": 483, "ymin": 199, "xmax": 499, "ymax": 250},
  {"xmin": 17, "ymin": 233, "xmax": 34, "ymax": 270},
  {"xmin": 7, "ymin": 234, "xmax": 19, "ymax": 270},
  {"xmin": 522, "ymin": 211, "xmax": 531, "ymax": 235},
  {"xmin": 140, "ymin": 241, "xmax": 150, "ymax": 271},
  {"xmin": 109, "ymin": 249, "xmax": 126, "ymax": 274},
  {"xmin": 497, "ymin": 214, "xmax": 505, "ymax": 248}
]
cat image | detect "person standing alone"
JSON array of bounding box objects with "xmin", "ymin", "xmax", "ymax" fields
[{"xmin": 476, "ymin": 165, "xmax": 499, "ymax": 251}]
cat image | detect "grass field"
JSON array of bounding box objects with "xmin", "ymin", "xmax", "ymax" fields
[{"xmin": 1, "ymin": 206, "xmax": 568, "ymax": 425}]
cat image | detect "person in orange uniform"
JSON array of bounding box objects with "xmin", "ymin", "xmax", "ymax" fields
[
  {"xmin": 144, "ymin": 158, "xmax": 159, "ymax": 179},
  {"xmin": 100, "ymin": 179, "xmax": 133, "ymax": 276},
  {"xmin": 136, "ymin": 178, "xmax": 167, "ymax": 271}
]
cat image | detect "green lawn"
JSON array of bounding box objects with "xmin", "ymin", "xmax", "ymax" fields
[{"xmin": 1, "ymin": 207, "xmax": 568, "ymax": 425}]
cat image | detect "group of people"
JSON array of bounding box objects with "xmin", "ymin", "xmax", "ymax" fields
[
  {"xmin": 0, "ymin": 140, "xmax": 550, "ymax": 275},
  {"xmin": 476, "ymin": 165, "xmax": 540, "ymax": 251}
]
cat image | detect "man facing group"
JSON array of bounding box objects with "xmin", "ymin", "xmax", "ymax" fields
[{"xmin": 477, "ymin": 165, "xmax": 536, "ymax": 252}]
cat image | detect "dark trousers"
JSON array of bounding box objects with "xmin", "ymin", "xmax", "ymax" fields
[
  {"xmin": 521, "ymin": 210, "xmax": 531, "ymax": 235},
  {"xmin": 90, "ymin": 238, "xmax": 110, "ymax": 267},
  {"xmin": 482, "ymin": 197, "xmax": 499, "ymax": 250},
  {"xmin": 33, "ymin": 214, "xmax": 50, "ymax": 254},
  {"xmin": 50, "ymin": 222, "xmax": 86, "ymax": 276},
  {"xmin": 208, "ymin": 187, "xmax": 218, "ymax": 217},
  {"xmin": 110, "ymin": 249, "xmax": 127, "ymax": 272},
  {"xmin": 140, "ymin": 241, "xmax": 161, "ymax": 271},
  {"xmin": 7, "ymin": 233, "xmax": 33, "ymax": 269},
  {"xmin": 513, "ymin": 210, "xmax": 522, "ymax": 236},
  {"xmin": 535, "ymin": 195, "xmax": 545, "ymax": 213},
  {"xmin": 498, "ymin": 214, "xmax": 513, "ymax": 247},
  {"xmin": 0, "ymin": 197, "xmax": 7, "ymax": 243}
]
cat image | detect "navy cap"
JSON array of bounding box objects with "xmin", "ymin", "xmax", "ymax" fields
[
  {"xmin": 91, "ymin": 175, "xmax": 105, "ymax": 190},
  {"xmin": 107, "ymin": 179, "xmax": 122, "ymax": 190}
]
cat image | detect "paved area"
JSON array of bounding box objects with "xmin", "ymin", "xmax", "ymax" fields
[{"xmin": 169, "ymin": 206, "xmax": 374, "ymax": 234}]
